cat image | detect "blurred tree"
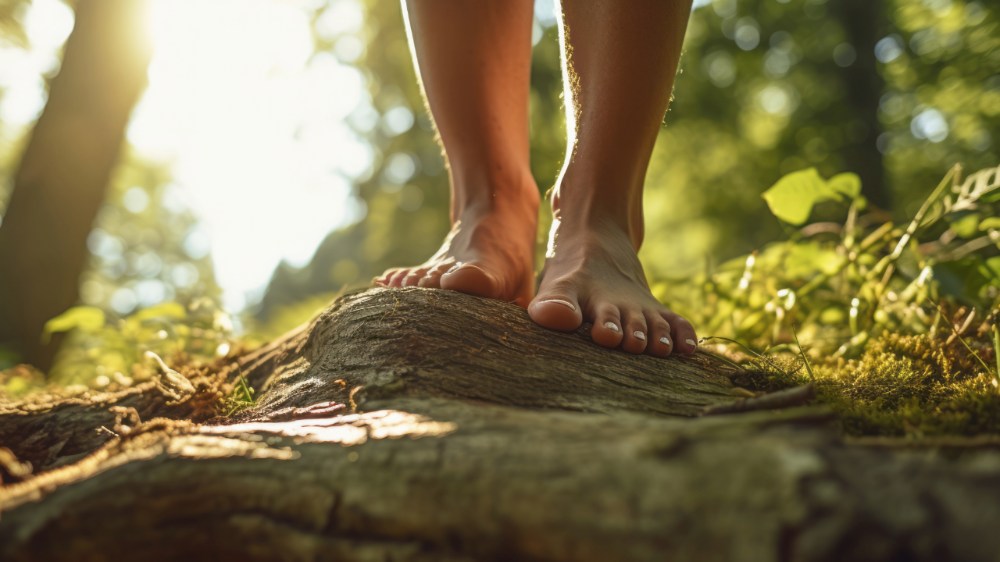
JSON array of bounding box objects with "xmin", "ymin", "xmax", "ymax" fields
[
  {"xmin": 77, "ymin": 153, "xmax": 221, "ymax": 319},
  {"xmin": 0, "ymin": 0, "xmax": 152, "ymax": 369},
  {"xmin": 878, "ymin": 0, "xmax": 999, "ymax": 209},
  {"xmin": 642, "ymin": 0, "xmax": 895, "ymax": 283},
  {"xmin": 876, "ymin": 0, "xmax": 1000, "ymax": 294},
  {"xmin": 832, "ymin": 0, "xmax": 890, "ymax": 210},
  {"xmin": 640, "ymin": 0, "xmax": 998, "ymax": 290}
]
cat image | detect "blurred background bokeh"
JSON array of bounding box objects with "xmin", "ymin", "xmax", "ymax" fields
[{"xmin": 0, "ymin": 0, "xmax": 997, "ymax": 379}]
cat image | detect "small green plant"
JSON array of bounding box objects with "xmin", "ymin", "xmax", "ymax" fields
[
  {"xmin": 660, "ymin": 162, "xmax": 1000, "ymax": 359},
  {"xmin": 224, "ymin": 369, "xmax": 257, "ymax": 416},
  {"xmin": 42, "ymin": 300, "xmax": 234, "ymax": 390},
  {"xmin": 688, "ymin": 162, "xmax": 1000, "ymax": 437}
]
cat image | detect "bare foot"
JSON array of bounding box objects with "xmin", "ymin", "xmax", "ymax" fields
[
  {"xmin": 377, "ymin": 176, "xmax": 539, "ymax": 308},
  {"xmin": 528, "ymin": 215, "xmax": 698, "ymax": 357}
]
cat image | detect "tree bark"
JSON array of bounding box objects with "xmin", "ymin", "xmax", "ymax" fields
[
  {"xmin": 2, "ymin": 288, "xmax": 1000, "ymax": 561},
  {"xmin": 0, "ymin": 0, "xmax": 152, "ymax": 370}
]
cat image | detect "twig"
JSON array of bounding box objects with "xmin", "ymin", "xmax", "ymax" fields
[
  {"xmin": 702, "ymin": 383, "xmax": 816, "ymax": 416},
  {"xmin": 867, "ymin": 164, "xmax": 960, "ymax": 280},
  {"xmin": 0, "ymin": 447, "xmax": 32, "ymax": 480},
  {"xmin": 381, "ymin": 296, "xmax": 400, "ymax": 322},
  {"xmin": 699, "ymin": 336, "xmax": 763, "ymax": 359},
  {"xmin": 892, "ymin": 164, "xmax": 960, "ymax": 259},
  {"xmin": 695, "ymin": 348, "xmax": 742, "ymax": 370},
  {"xmin": 699, "ymin": 336, "xmax": 788, "ymax": 374},
  {"xmin": 936, "ymin": 305, "xmax": 992, "ymax": 374},
  {"xmin": 934, "ymin": 235, "xmax": 996, "ymax": 262}
]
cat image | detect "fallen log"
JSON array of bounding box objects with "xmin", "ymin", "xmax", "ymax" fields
[{"xmin": 2, "ymin": 288, "xmax": 1000, "ymax": 561}]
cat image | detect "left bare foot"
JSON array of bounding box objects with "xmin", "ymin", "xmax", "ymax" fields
[{"xmin": 528, "ymin": 214, "xmax": 697, "ymax": 357}]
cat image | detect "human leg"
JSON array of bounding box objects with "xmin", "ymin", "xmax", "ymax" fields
[
  {"xmin": 378, "ymin": 0, "xmax": 539, "ymax": 308},
  {"xmin": 528, "ymin": 0, "xmax": 698, "ymax": 356}
]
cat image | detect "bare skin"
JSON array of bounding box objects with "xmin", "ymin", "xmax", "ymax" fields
[
  {"xmin": 528, "ymin": 0, "xmax": 698, "ymax": 357},
  {"xmin": 379, "ymin": 0, "xmax": 538, "ymax": 308},
  {"xmin": 382, "ymin": 0, "xmax": 697, "ymax": 357}
]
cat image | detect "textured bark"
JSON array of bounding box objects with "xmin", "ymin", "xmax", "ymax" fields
[{"xmin": 2, "ymin": 288, "xmax": 1000, "ymax": 561}]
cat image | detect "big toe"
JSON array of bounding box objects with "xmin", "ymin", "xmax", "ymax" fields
[
  {"xmin": 440, "ymin": 263, "xmax": 501, "ymax": 300},
  {"xmin": 528, "ymin": 290, "xmax": 582, "ymax": 332}
]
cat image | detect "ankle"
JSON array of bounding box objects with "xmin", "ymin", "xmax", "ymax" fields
[
  {"xmin": 451, "ymin": 168, "xmax": 539, "ymax": 220},
  {"xmin": 550, "ymin": 190, "xmax": 643, "ymax": 249}
]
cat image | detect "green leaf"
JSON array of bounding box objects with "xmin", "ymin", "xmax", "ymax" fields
[
  {"xmin": 949, "ymin": 213, "xmax": 981, "ymax": 238},
  {"xmin": 983, "ymin": 190, "xmax": 1000, "ymax": 203},
  {"xmin": 762, "ymin": 168, "xmax": 826, "ymax": 225},
  {"xmin": 827, "ymin": 172, "xmax": 862, "ymax": 198},
  {"xmin": 985, "ymin": 257, "xmax": 1000, "ymax": 281},
  {"xmin": 762, "ymin": 168, "xmax": 862, "ymax": 225},
  {"xmin": 131, "ymin": 302, "xmax": 186, "ymax": 323},
  {"xmin": 42, "ymin": 306, "xmax": 105, "ymax": 343},
  {"xmin": 785, "ymin": 242, "xmax": 844, "ymax": 279},
  {"xmin": 980, "ymin": 217, "xmax": 1000, "ymax": 231}
]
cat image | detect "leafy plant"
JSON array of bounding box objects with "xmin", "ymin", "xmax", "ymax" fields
[
  {"xmin": 677, "ymin": 162, "xmax": 1000, "ymax": 436},
  {"xmin": 660, "ymin": 163, "xmax": 1000, "ymax": 359},
  {"xmin": 3, "ymin": 299, "xmax": 237, "ymax": 399}
]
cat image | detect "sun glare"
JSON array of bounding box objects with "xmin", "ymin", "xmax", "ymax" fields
[
  {"xmin": 0, "ymin": 0, "xmax": 73, "ymax": 127},
  {"xmin": 128, "ymin": 0, "xmax": 373, "ymax": 312}
]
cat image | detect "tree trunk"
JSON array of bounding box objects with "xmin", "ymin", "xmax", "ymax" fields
[
  {"xmin": 2, "ymin": 288, "xmax": 1000, "ymax": 561},
  {"xmin": 832, "ymin": 0, "xmax": 890, "ymax": 211},
  {"xmin": 0, "ymin": 0, "xmax": 152, "ymax": 370}
]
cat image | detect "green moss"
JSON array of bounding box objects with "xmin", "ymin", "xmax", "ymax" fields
[{"xmin": 740, "ymin": 332, "xmax": 1000, "ymax": 437}]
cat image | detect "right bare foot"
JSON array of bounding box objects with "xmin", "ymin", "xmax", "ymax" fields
[{"xmin": 376, "ymin": 174, "xmax": 539, "ymax": 308}]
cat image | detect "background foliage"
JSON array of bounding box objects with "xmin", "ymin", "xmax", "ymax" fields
[{"xmin": 1, "ymin": 0, "xmax": 1000, "ymax": 437}]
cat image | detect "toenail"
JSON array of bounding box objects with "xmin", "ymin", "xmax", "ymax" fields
[
  {"xmin": 633, "ymin": 331, "xmax": 646, "ymax": 341},
  {"xmin": 604, "ymin": 322, "xmax": 619, "ymax": 332},
  {"xmin": 541, "ymin": 299, "xmax": 576, "ymax": 311},
  {"xmin": 660, "ymin": 336, "xmax": 670, "ymax": 345},
  {"xmin": 685, "ymin": 339, "xmax": 696, "ymax": 346}
]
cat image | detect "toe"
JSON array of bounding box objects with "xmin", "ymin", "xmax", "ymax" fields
[
  {"xmin": 528, "ymin": 285, "xmax": 583, "ymax": 332},
  {"xmin": 418, "ymin": 263, "xmax": 451, "ymax": 288},
  {"xmin": 590, "ymin": 303, "xmax": 624, "ymax": 348},
  {"xmin": 417, "ymin": 270, "xmax": 443, "ymax": 288},
  {"xmin": 403, "ymin": 268, "xmax": 429, "ymax": 287},
  {"xmin": 440, "ymin": 263, "xmax": 501, "ymax": 299},
  {"xmin": 645, "ymin": 310, "xmax": 673, "ymax": 357},
  {"xmin": 664, "ymin": 311, "xmax": 698, "ymax": 355},
  {"xmin": 620, "ymin": 310, "xmax": 648, "ymax": 354},
  {"xmin": 388, "ymin": 269, "xmax": 410, "ymax": 288},
  {"xmin": 377, "ymin": 269, "xmax": 399, "ymax": 286}
]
